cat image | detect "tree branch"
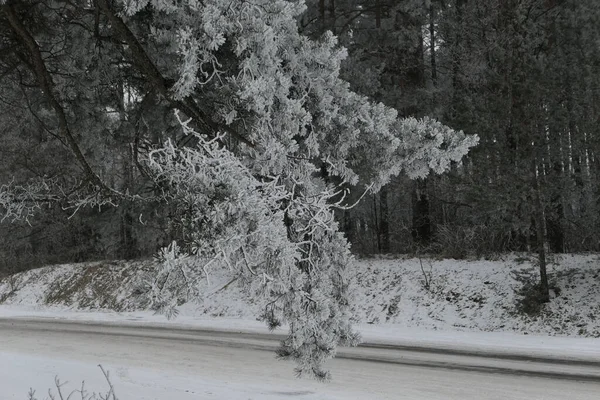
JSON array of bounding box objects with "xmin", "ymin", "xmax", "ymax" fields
[
  {"xmin": 96, "ymin": 0, "xmax": 255, "ymax": 148},
  {"xmin": 2, "ymin": 3, "xmax": 107, "ymax": 191}
]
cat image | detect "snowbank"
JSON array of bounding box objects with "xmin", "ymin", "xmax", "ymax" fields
[{"xmin": 1, "ymin": 253, "xmax": 599, "ymax": 337}]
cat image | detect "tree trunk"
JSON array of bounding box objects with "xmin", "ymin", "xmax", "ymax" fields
[
  {"xmin": 372, "ymin": 195, "xmax": 380, "ymax": 253},
  {"xmin": 412, "ymin": 179, "xmax": 431, "ymax": 246},
  {"xmin": 328, "ymin": 0, "xmax": 336, "ymax": 34},
  {"xmin": 120, "ymin": 146, "xmax": 137, "ymax": 259},
  {"xmin": 120, "ymin": 206, "xmax": 136, "ymax": 259},
  {"xmin": 319, "ymin": 0, "xmax": 326, "ymax": 33},
  {"xmin": 429, "ymin": 4, "xmax": 437, "ymax": 86},
  {"xmin": 532, "ymin": 161, "xmax": 550, "ymax": 302},
  {"xmin": 546, "ymin": 200, "xmax": 565, "ymax": 253},
  {"xmin": 342, "ymin": 209, "xmax": 354, "ymax": 244},
  {"xmin": 379, "ymin": 188, "xmax": 390, "ymax": 253}
]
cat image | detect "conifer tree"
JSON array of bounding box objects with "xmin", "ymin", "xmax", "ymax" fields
[{"xmin": 0, "ymin": 0, "xmax": 476, "ymax": 377}]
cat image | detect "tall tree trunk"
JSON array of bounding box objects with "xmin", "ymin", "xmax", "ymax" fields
[
  {"xmin": 532, "ymin": 160, "xmax": 550, "ymax": 302},
  {"xmin": 328, "ymin": 0, "xmax": 336, "ymax": 34},
  {"xmin": 379, "ymin": 188, "xmax": 390, "ymax": 253},
  {"xmin": 546, "ymin": 200, "xmax": 564, "ymax": 253},
  {"xmin": 120, "ymin": 146, "xmax": 137, "ymax": 259},
  {"xmin": 412, "ymin": 179, "xmax": 431, "ymax": 246},
  {"xmin": 319, "ymin": 0, "xmax": 326, "ymax": 33},
  {"xmin": 343, "ymin": 209, "xmax": 354, "ymax": 244},
  {"xmin": 546, "ymin": 124, "xmax": 565, "ymax": 254},
  {"xmin": 372, "ymin": 195, "xmax": 380, "ymax": 253},
  {"xmin": 451, "ymin": 0, "xmax": 464, "ymax": 96},
  {"xmin": 429, "ymin": 4, "xmax": 437, "ymax": 86}
]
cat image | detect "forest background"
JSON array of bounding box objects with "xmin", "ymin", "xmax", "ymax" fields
[{"xmin": 2, "ymin": 0, "xmax": 598, "ymax": 269}]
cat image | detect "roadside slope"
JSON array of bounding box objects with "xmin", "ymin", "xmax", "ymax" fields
[{"xmin": 1, "ymin": 253, "xmax": 599, "ymax": 337}]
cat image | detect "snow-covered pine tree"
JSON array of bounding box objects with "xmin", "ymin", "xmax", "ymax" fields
[
  {"xmin": 110, "ymin": 0, "xmax": 477, "ymax": 378},
  {"xmin": 0, "ymin": 0, "xmax": 477, "ymax": 379}
]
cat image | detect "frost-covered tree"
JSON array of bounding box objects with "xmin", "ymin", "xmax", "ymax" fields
[{"xmin": 0, "ymin": 0, "xmax": 477, "ymax": 378}]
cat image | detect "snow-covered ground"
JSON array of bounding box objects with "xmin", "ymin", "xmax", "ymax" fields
[
  {"xmin": 3, "ymin": 317, "xmax": 600, "ymax": 400},
  {"xmin": 2, "ymin": 253, "xmax": 600, "ymax": 336},
  {"xmin": 8, "ymin": 352, "xmax": 286, "ymax": 400},
  {"xmin": 6, "ymin": 351, "xmax": 351, "ymax": 400},
  {"xmin": 1, "ymin": 254, "xmax": 600, "ymax": 398}
]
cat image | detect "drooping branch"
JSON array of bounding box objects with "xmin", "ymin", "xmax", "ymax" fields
[
  {"xmin": 1, "ymin": 4, "xmax": 108, "ymax": 191},
  {"xmin": 96, "ymin": 0, "xmax": 255, "ymax": 148}
]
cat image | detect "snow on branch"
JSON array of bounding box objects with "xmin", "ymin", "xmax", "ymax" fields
[
  {"xmin": 139, "ymin": 115, "xmax": 361, "ymax": 379},
  {"xmin": 142, "ymin": 115, "xmax": 295, "ymax": 319},
  {"xmin": 0, "ymin": 179, "xmax": 58, "ymax": 224}
]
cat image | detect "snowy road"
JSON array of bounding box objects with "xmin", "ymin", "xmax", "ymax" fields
[{"xmin": 1, "ymin": 319, "xmax": 600, "ymax": 400}]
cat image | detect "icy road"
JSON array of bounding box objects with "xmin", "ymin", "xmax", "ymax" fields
[{"xmin": 1, "ymin": 319, "xmax": 600, "ymax": 400}]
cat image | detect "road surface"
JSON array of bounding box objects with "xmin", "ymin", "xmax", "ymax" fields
[{"xmin": 1, "ymin": 318, "xmax": 599, "ymax": 399}]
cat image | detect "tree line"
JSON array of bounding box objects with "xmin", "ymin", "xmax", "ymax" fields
[{"xmin": 311, "ymin": 1, "xmax": 600, "ymax": 261}]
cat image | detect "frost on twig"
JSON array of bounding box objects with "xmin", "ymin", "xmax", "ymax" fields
[
  {"xmin": 27, "ymin": 364, "xmax": 118, "ymax": 400},
  {"xmin": 0, "ymin": 179, "xmax": 57, "ymax": 224},
  {"xmin": 0, "ymin": 177, "xmax": 129, "ymax": 224}
]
